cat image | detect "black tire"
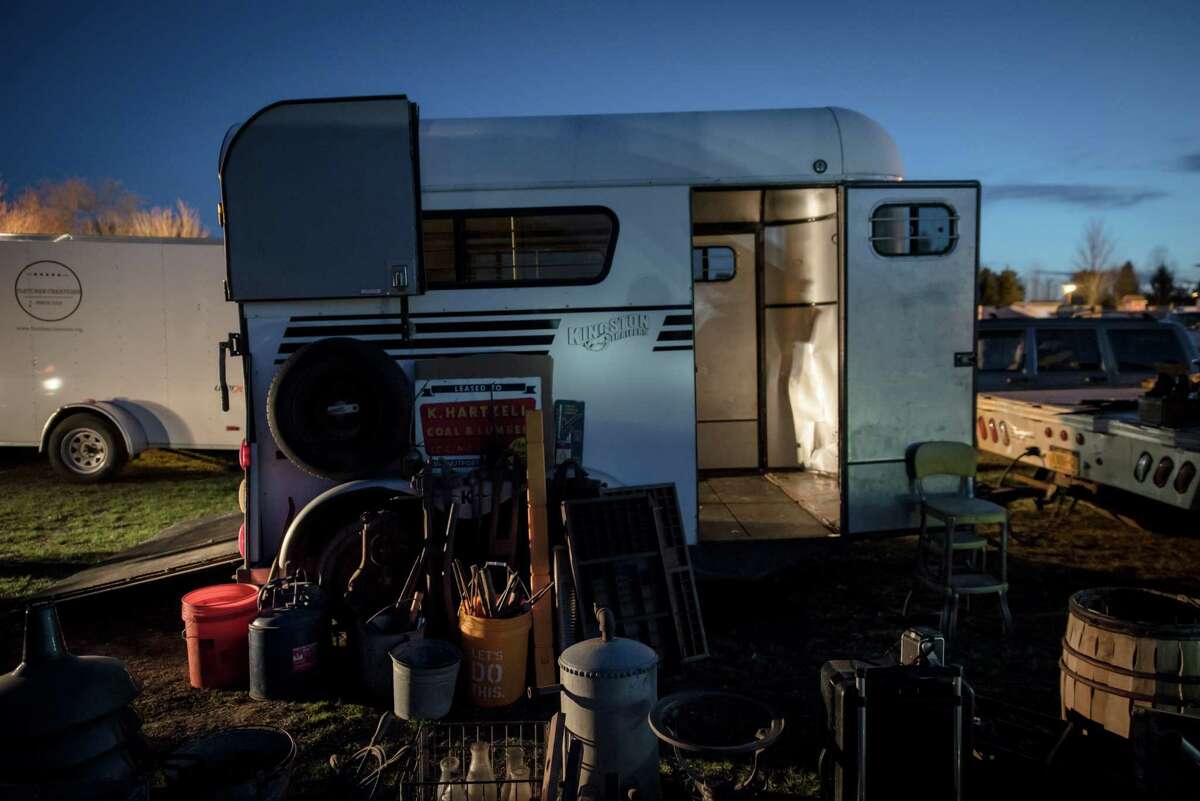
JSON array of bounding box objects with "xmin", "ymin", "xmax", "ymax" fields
[
  {"xmin": 47, "ymin": 412, "xmax": 129, "ymax": 483},
  {"xmin": 267, "ymin": 337, "xmax": 412, "ymax": 481}
]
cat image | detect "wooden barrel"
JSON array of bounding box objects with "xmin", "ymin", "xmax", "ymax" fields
[{"xmin": 1061, "ymin": 587, "xmax": 1200, "ymax": 738}]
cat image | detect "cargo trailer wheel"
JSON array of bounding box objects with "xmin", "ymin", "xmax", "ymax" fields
[
  {"xmin": 267, "ymin": 337, "xmax": 412, "ymax": 481},
  {"xmin": 47, "ymin": 413, "xmax": 128, "ymax": 483}
]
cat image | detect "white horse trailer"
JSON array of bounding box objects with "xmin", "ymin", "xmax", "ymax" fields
[
  {"xmin": 219, "ymin": 97, "xmax": 979, "ymax": 574},
  {"xmin": 0, "ymin": 235, "xmax": 243, "ymax": 480}
]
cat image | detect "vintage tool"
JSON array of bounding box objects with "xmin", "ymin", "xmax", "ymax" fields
[
  {"xmin": 249, "ymin": 576, "xmax": 329, "ymax": 700},
  {"xmin": 526, "ymin": 409, "xmax": 556, "ymax": 688},
  {"xmin": 649, "ymin": 691, "xmax": 784, "ymax": 801},
  {"xmin": 554, "ymin": 607, "xmax": 660, "ymax": 801},
  {"xmin": 0, "ymin": 604, "xmax": 145, "ymax": 786}
]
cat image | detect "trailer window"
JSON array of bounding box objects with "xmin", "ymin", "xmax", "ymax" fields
[
  {"xmin": 692, "ymin": 246, "xmax": 736, "ymax": 282},
  {"xmin": 1035, "ymin": 329, "xmax": 1102, "ymax": 372},
  {"xmin": 421, "ymin": 207, "xmax": 616, "ymax": 287},
  {"xmin": 977, "ymin": 330, "xmax": 1025, "ymax": 372},
  {"xmin": 870, "ymin": 204, "xmax": 957, "ymax": 256},
  {"xmin": 1107, "ymin": 328, "xmax": 1187, "ymax": 371}
]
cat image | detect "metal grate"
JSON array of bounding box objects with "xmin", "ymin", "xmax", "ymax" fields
[
  {"xmin": 564, "ymin": 490, "xmax": 708, "ymax": 665},
  {"xmin": 400, "ymin": 721, "xmax": 547, "ymax": 801},
  {"xmin": 603, "ymin": 484, "xmax": 708, "ymax": 661}
]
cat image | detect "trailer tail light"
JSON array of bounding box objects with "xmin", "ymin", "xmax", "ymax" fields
[
  {"xmin": 998, "ymin": 420, "xmax": 1010, "ymax": 446},
  {"xmin": 1134, "ymin": 452, "xmax": 1153, "ymax": 482},
  {"xmin": 239, "ymin": 439, "xmax": 250, "ymax": 471},
  {"xmin": 1153, "ymin": 457, "xmax": 1175, "ymax": 488},
  {"xmin": 978, "ymin": 416, "xmax": 987, "ymax": 440},
  {"xmin": 1045, "ymin": 427, "xmax": 1053, "ymax": 438},
  {"xmin": 1175, "ymin": 462, "xmax": 1196, "ymax": 493},
  {"xmin": 988, "ymin": 418, "xmax": 998, "ymax": 443}
]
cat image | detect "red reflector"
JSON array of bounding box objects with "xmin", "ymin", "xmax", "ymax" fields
[
  {"xmin": 226, "ymin": 425, "xmax": 241, "ymax": 431},
  {"xmin": 1045, "ymin": 427, "xmax": 1053, "ymax": 438},
  {"xmin": 239, "ymin": 439, "xmax": 250, "ymax": 471},
  {"xmin": 978, "ymin": 416, "xmax": 987, "ymax": 440},
  {"xmin": 237, "ymin": 521, "xmax": 246, "ymax": 558},
  {"xmin": 1060, "ymin": 430, "xmax": 1069, "ymax": 441}
]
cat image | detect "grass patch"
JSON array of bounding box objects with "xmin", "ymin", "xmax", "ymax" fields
[{"xmin": 0, "ymin": 449, "xmax": 239, "ymax": 600}]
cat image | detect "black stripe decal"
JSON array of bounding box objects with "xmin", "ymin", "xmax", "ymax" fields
[
  {"xmin": 284, "ymin": 323, "xmax": 406, "ymax": 337},
  {"xmin": 407, "ymin": 303, "xmax": 691, "ymax": 318},
  {"xmin": 277, "ymin": 334, "xmax": 555, "ymax": 354},
  {"xmin": 290, "ymin": 312, "xmax": 406, "ymax": 322},
  {"xmin": 414, "ymin": 319, "xmax": 560, "ymax": 334},
  {"xmin": 275, "ymin": 349, "xmax": 552, "ymax": 365},
  {"xmin": 653, "ymin": 345, "xmax": 693, "ymax": 352},
  {"xmin": 663, "ymin": 314, "xmax": 694, "ymax": 326},
  {"xmin": 656, "ymin": 330, "xmax": 693, "ymax": 342}
]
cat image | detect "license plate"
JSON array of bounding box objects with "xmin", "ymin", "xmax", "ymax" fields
[{"xmin": 1047, "ymin": 449, "xmax": 1080, "ymax": 475}]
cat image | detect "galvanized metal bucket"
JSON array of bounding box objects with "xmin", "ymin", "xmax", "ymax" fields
[{"xmin": 391, "ymin": 639, "xmax": 461, "ymax": 720}]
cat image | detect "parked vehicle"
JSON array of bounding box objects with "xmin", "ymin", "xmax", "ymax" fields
[
  {"xmin": 0, "ymin": 235, "xmax": 243, "ymax": 481},
  {"xmin": 976, "ymin": 316, "xmax": 1200, "ymax": 511},
  {"xmin": 1165, "ymin": 308, "xmax": 1200, "ymax": 348},
  {"xmin": 218, "ymin": 96, "xmax": 981, "ymax": 574},
  {"xmin": 976, "ymin": 316, "xmax": 1198, "ymax": 401}
]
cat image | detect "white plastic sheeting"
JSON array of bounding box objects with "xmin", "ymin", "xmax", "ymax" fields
[{"xmin": 787, "ymin": 306, "xmax": 839, "ymax": 473}]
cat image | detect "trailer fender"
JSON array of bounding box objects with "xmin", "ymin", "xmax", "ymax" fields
[
  {"xmin": 274, "ymin": 479, "xmax": 417, "ymax": 577},
  {"xmin": 39, "ymin": 401, "xmax": 149, "ymax": 458}
]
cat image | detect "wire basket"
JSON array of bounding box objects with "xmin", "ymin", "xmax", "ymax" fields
[{"xmin": 400, "ymin": 720, "xmax": 547, "ymax": 801}]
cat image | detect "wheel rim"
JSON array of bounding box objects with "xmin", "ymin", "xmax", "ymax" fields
[{"xmin": 60, "ymin": 428, "xmax": 108, "ymax": 474}]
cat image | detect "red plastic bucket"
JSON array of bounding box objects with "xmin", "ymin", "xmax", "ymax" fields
[{"xmin": 181, "ymin": 583, "xmax": 260, "ymax": 689}]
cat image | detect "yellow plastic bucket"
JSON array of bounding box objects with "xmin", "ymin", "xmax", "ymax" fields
[{"xmin": 458, "ymin": 609, "xmax": 532, "ymax": 707}]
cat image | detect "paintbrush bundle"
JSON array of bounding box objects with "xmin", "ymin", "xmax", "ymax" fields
[{"xmin": 453, "ymin": 560, "xmax": 553, "ymax": 619}]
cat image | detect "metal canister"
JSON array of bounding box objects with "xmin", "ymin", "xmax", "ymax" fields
[
  {"xmin": 558, "ymin": 607, "xmax": 660, "ymax": 801},
  {"xmin": 249, "ymin": 578, "xmax": 328, "ymax": 700}
]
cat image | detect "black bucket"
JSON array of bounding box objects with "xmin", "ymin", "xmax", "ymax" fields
[{"xmin": 162, "ymin": 726, "xmax": 296, "ymax": 801}]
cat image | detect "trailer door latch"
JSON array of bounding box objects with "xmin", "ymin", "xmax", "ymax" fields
[
  {"xmin": 218, "ymin": 332, "xmax": 243, "ymax": 412},
  {"xmin": 954, "ymin": 351, "xmax": 976, "ymax": 367}
]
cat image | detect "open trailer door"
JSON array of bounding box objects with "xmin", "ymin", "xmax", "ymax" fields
[
  {"xmin": 842, "ymin": 182, "xmax": 979, "ymax": 534},
  {"xmin": 220, "ymin": 95, "xmax": 424, "ymax": 300}
]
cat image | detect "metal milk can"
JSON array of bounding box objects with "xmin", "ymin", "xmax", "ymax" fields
[{"xmin": 557, "ymin": 607, "xmax": 660, "ymax": 801}]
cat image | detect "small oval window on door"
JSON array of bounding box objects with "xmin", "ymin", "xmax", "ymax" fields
[
  {"xmin": 870, "ymin": 203, "xmax": 958, "ymax": 256},
  {"xmin": 692, "ymin": 246, "xmax": 736, "ymax": 281}
]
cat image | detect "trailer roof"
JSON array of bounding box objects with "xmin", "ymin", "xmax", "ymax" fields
[{"xmin": 419, "ymin": 107, "xmax": 903, "ymax": 192}]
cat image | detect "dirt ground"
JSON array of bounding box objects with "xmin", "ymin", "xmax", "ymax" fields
[{"xmin": 1, "ymin": 458, "xmax": 1197, "ymax": 798}]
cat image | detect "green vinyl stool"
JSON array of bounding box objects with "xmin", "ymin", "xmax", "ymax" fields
[{"xmin": 902, "ymin": 440, "xmax": 1013, "ymax": 641}]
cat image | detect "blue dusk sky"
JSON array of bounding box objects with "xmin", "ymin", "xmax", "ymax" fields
[{"xmin": 2, "ymin": 0, "xmax": 1197, "ymax": 291}]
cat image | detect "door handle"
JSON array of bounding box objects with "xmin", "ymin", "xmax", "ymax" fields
[{"xmin": 218, "ymin": 332, "xmax": 242, "ymax": 412}]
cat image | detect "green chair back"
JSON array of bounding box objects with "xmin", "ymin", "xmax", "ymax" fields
[{"xmin": 912, "ymin": 441, "xmax": 978, "ymax": 480}]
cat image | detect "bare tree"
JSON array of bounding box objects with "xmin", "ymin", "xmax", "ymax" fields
[
  {"xmin": 1074, "ymin": 219, "xmax": 1116, "ymax": 273},
  {"xmin": 0, "ymin": 178, "xmax": 207, "ymax": 238}
]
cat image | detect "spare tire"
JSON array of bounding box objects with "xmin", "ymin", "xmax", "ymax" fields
[{"xmin": 267, "ymin": 337, "xmax": 411, "ymax": 480}]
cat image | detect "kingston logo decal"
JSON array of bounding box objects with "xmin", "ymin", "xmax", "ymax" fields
[{"xmin": 566, "ymin": 313, "xmax": 649, "ymax": 351}]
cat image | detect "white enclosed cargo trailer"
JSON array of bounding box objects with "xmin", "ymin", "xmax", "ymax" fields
[
  {"xmin": 218, "ymin": 97, "xmax": 980, "ymax": 574},
  {"xmin": 0, "ymin": 235, "xmax": 243, "ymax": 480}
]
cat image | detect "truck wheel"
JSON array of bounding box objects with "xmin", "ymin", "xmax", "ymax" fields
[
  {"xmin": 267, "ymin": 337, "xmax": 412, "ymax": 481},
  {"xmin": 47, "ymin": 413, "xmax": 128, "ymax": 483}
]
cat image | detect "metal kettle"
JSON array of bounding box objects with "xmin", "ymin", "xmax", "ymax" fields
[{"xmin": 557, "ymin": 607, "xmax": 660, "ymax": 801}]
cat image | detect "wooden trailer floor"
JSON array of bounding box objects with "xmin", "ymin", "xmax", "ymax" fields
[{"xmin": 699, "ymin": 472, "xmax": 839, "ymax": 541}]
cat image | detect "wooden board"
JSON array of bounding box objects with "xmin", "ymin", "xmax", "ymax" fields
[{"xmin": 526, "ymin": 409, "xmax": 556, "ymax": 688}]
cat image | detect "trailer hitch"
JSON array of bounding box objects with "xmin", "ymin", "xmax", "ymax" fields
[{"xmin": 218, "ymin": 332, "xmax": 243, "ymax": 412}]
